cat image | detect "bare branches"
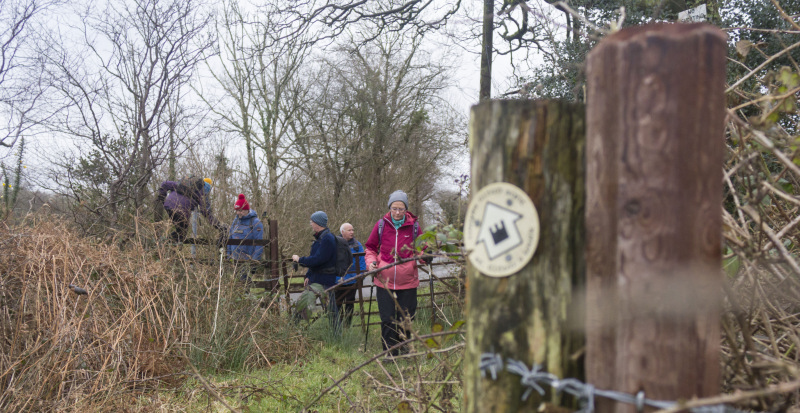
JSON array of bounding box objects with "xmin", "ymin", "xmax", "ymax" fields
[
  {"xmin": 721, "ymin": 8, "xmax": 800, "ymax": 403},
  {"xmin": 276, "ymin": 0, "xmax": 462, "ymax": 46},
  {"xmin": 296, "ymin": 32, "xmax": 461, "ymax": 215},
  {"xmin": 0, "ymin": 0, "xmax": 63, "ymax": 150},
  {"xmin": 203, "ymin": 0, "xmax": 313, "ymax": 214},
  {"xmin": 303, "ymin": 329, "xmax": 465, "ymax": 408},
  {"xmin": 40, "ymin": 0, "xmax": 215, "ymax": 232}
]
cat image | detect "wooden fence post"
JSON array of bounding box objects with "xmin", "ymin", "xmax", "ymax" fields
[
  {"xmin": 585, "ymin": 23, "xmax": 726, "ymax": 413},
  {"xmin": 269, "ymin": 219, "xmax": 279, "ymax": 285},
  {"xmin": 464, "ymin": 100, "xmax": 585, "ymax": 412}
]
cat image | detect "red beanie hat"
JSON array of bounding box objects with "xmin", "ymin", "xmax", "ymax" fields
[{"xmin": 234, "ymin": 194, "xmax": 250, "ymax": 210}]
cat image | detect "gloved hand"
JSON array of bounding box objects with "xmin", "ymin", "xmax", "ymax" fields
[{"xmin": 421, "ymin": 255, "xmax": 434, "ymax": 265}]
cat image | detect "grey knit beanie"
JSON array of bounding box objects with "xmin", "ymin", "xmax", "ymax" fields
[
  {"xmin": 310, "ymin": 210, "xmax": 328, "ymax": 227},
  {"xmin": 387, "ymin": 190, "xmax": 409, "ymax": 210}
]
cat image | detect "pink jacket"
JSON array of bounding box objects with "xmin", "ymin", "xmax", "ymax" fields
[{"xmin": 364, "ymin": 211, "xmax": 420, "ymax": 290}]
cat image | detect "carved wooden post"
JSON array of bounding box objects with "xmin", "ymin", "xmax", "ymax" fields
[
  {"xmin": 465, "ymin": 100, "xmax": 585, "ymax": 412},
  {"xmin": 585, "ymin": 23, "xmax": 726, "ymax": 413}
]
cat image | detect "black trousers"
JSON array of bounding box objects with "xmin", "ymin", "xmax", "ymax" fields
[
  {"xmin": 335, "ymin": 285, "xmax": 358, "ymax": 327},
  {"xmin": 376, "ymin": 287, "xmax": 417, "ymax": 355},
  {"xmin": 166, "ymin": 208, "xmax": 190, "ymax": 242}
]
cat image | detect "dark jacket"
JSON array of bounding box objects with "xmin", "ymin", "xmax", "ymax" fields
[
  {"xmin": 157, "ymin": 181, "xmax": 221, "ymax": 228},
  {"xmin": 227, "ymin": 210, "xmax": 264, "ymax": 260},
  {"xmin": 336, "ymin": 238, "xmax": 365, "ymax": 286},
  {"xmin": 299, "ymin": 228, "xmax": 337, "ymax": 287}
]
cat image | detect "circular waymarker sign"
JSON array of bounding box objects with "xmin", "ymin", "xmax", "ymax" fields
[{"xmin": 463, "ymin": 182, "xmax": 540, "ymax": 277}]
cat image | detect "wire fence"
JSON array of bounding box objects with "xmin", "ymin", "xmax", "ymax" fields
[
  {"xmin": 186, "ymin": 241, "xmax": 466, "ymax": 342},
  {"xmin": 479, "ymin": 353, "xmax": 751, "ymax": 413}
]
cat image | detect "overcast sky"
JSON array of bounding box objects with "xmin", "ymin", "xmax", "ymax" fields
[{"xmin": 5, "ymin": 0, "xmax": 566, "ymax": 193}]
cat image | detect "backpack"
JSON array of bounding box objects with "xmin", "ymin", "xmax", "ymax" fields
[
  {"xmin": 334, "ymin": 235, "xmax": 355, "ymax": 277},
  {"xmin": 174, "ymin": 176, "xmax": 204, "ymax": 200},
  {"xmin": 377, "ymin": 219, "xmax": 419, "ymax": 241}
]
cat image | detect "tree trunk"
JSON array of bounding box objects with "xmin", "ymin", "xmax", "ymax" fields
[
  {"xmin": 585, "ymin": 23, "xmax": 726, "ymax": 413},
  {"xmin": 479, "ymin": 0, "xmax": 493, "ymax": 102},
  {"xmin": 168, "ymin": 118, "xmax": 177, "ymax": 180},
  {"xmin": 267, "ymin": 160, "xmax": 277, "ymax": 217},
  {"xmin": 465, "ymin": 99, "xmax": 585, "ymax": 412},
  {"xmin": 243, "ymin": 120, "xmax": 263, "ymax": 213}
]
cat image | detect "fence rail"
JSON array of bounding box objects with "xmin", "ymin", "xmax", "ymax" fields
[
  {"xmin": 183, "ymin": 225, "xmax": 465, "ymax": 339},
  {"xmin": 278, "ymin": 252, "xmax": 465, "ymax": 332}
]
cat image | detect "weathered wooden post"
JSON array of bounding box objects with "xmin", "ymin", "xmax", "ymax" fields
[
  {"xmin": 585, "ymin": 23, "xmax": 726, "ymax": 412},
  {"xmin": 464, "ymin": 100, "xmax": 585, "ymax": 412},
  {"xmin": 269, "ymin": 219, "xmax": 279, "ymax": 292}
]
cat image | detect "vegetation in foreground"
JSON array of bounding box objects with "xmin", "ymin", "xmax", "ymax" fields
[{"xmin": 0, "ymin": 215, "xmax": 465, "ymax": 412}]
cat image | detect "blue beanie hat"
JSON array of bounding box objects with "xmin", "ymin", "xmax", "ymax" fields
[
  {"xmin": 310, "ymin": 211, "xmax": 328, "ymax": 227},
  {"xmin": 387, "ymin": 190, "xmax": 409, "ymax": 209}
]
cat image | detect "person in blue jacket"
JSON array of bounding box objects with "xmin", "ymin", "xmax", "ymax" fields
[
  {"xmin": 292, "ymin": 211, "xmax": 339, "ymax": 332},
  {"xmin": 227, "ymin": 194, "xmax": 264, "ymax": 283},
  {"xmin": 336, "ymin": 222, "xmax": 365, "ymax": 327}
]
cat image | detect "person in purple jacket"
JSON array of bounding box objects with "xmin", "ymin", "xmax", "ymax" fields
[{"xmin": 156, "ymin": 178, "xmax": 224, "ymax": 243}]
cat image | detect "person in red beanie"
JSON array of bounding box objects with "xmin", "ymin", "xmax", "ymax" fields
[{"xmin": 227, "ymin": 194, "xmax": 264, "ymax": 285}]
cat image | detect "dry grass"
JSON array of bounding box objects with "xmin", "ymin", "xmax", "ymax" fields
[{"xmin": 0, "ymin": 211, "xmax": 308, "ymax": 412}]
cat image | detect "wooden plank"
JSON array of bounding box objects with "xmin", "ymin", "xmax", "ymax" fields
[{"xmin": 585, "ymin": 23, "xmax": 725, "ymax": 413}]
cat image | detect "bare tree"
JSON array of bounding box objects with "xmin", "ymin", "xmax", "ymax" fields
[
  {"xmin": 276, "ymin": 0, "xmax": 461, "ymax": 45},
  {"xmin": 41, "ymin": 0, "xmax": 215, "ymax": 231},
  {"xmin": 0, "ymin": 0, "xmax": 63, "ymax": 152},
  {"xmin": 298, "ymin": 32, "xmax": 462, "ymax": 220},
  {"xmin": 479, "ymin": 0, "xmax": 494, "ymax": 101},
  {"xmin": 205, "ymin": 0, "xmax": 312, "ymax": 215},
  {"xmin": 443, "ymin": 0, "xmax": 563, "ymax": 100},
  {"xmin": 273, "ymin": 0, "xmax": 554, "ymax": 104}
]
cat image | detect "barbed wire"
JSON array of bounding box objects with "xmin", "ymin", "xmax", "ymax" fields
[{"xmin": 479, "ymin": 353, "xmax": 749, "ymax": 413}]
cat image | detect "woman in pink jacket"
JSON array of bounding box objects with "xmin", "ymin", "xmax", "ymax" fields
[{"xmin": 365, "ymin": 190, "xmax": 421, "ymax": 356}]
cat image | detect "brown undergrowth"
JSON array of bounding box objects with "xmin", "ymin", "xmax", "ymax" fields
[
  {"xmin": 0, "ymin": 213, "xmax": 308, "ymax": 412},
  {"xmin": 721, "ymin": 20, "xmax": 800, "ymax": 409}
]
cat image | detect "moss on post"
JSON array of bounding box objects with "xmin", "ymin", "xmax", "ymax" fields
[{"xmin": 465, "ymin": 100, "xmax": 586, "ymax": 412}]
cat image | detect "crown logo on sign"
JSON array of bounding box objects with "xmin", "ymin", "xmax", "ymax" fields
[{"xmin": 490, "ymin": 222, "xmax": 509, "ymax": 244}]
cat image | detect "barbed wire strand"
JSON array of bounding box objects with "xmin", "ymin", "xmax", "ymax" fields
[{"xmin": 480, "ymin": 352, "xmax": 750, "ymax": 413}]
